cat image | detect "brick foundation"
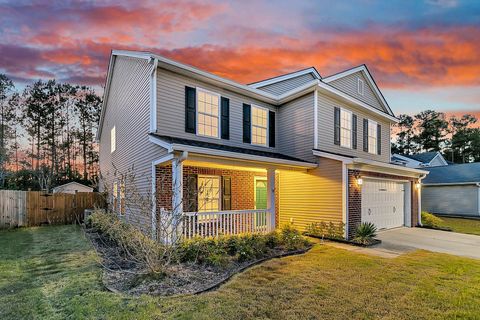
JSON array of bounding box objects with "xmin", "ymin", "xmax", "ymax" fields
[
  {"xmin": 348, "ymin": 169, "xmax": 420, "ymax": 239},
  {"xmin": 156, "ymin": 165, "xmax": 279, "ymax": 227}
]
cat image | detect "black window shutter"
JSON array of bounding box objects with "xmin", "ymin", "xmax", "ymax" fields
[
  {"xmin": 220, "ymin": 97, "xmax": 230, "ymax": 140},
  {"xmin": 334, "ymin": 107, "xmax": 340, "ymax": 145},
  {"xmin": 352, "ymin": 114, "xmax": 358, "ymax": 149},
  {"xmin": 185, "ymin": 86, "xmax": 196, "ymax": 133},
  {"xmin": 185, "ymin": 174, "xmax": 198, "ymax": 212},
  {"xmin": 222, "ymin": 176, "xmax": 232, "ymax": 210},
  {"xmin": 269, "ymin": 111, "xmax": 275, "ymax": 148},
  {"xmin": 363, "ymin": 119, "xmax": 369, "ymax": 152},
  {"xmin": 243, "ymin": 104, "xmax": 251, "ymax": 143},
  {"xmin": 377, "ymin": 124, "xmax": 382, "ymax": 155}
]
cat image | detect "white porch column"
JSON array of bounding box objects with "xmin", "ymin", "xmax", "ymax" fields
[
  {"xmin": 171, "ymin": 154, "xmax": 184, "ymax": 243},
  {"xmin": 267, "ymin": 168, "xmax": 276, "ymax": 230}
]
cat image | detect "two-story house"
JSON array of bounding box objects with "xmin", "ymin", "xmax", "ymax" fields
[{"xmin": 98, "ymin": 50, "xmax": 428, "ymax": 241}]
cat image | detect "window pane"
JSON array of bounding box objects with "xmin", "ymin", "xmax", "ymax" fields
[
  {"xmin": 197, "ymin": 90, "xmax": 219, "ymax": 138},
  {"xmin": 251, "ymin": 106, "xmax": 268, "ymax": 146}
]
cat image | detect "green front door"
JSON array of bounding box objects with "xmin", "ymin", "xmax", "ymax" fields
[
  {"xmin": 255, "ymin": 179, "xmax": 267, "ymax": 209},
  {"xmin": 255, "ymin": 179, "xmax": 267, "ymax": 227}
]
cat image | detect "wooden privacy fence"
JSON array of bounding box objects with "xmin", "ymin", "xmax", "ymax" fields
[{"xmin": 0, "ymin": 191, "xmax": 106, "ymax": 228}]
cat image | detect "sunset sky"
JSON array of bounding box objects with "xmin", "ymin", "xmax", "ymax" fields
[{"xmin": 1, "ymin": 0, "xmax": 479, "ymax": 116}]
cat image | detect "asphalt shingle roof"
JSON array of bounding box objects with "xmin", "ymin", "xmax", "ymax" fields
[
  {"xmin": 423, "ymin": 162, "xmax": 480, "ymax": 184},
  {"xmin": 150, "ymin": 134, "xmax": 315, "ymax": 164},
  {"xmin": 403, "ymin": 152, "xmax": 439, "ymax": 163}
]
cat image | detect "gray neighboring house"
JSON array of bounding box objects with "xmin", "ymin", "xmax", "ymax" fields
[
  {"xmin": 422, "ymin": 162, "xmax": 480, "ymax": 217},
  {"xmin": 392, "ymin": 152, "xmax": 449, "ymax": 168}
]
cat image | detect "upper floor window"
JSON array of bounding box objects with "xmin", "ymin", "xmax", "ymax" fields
[
  {"xmin": 368, "ymin": 120, "xmax": 377, "ymax": 154},
  {"xmin": 357, "ymin": 78, "xmax": 364, "ymax": 96},
  {"xmin": 110, "ymin": 126, "xmax": 116, "ymax": 153},
  {"xmin": 197, "ymin": 88, "xmax": 220, "ymax": 138},
  {"xmin": 251, "ymin": 105, "xmax": 268, "ymax": 146},
  {"xmin": 340, "ymin": 109, "xmax": 352, "ymax": 148}
]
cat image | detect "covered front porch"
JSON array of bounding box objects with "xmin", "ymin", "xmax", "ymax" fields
[{"xmin": 152, "ymin": 151, "xmax": 315, "ymax": 242}]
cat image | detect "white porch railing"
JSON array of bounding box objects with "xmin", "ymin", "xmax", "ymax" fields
[{"xmin": 182, "ymin": 209, "xmax": 272, "ymax": 239}]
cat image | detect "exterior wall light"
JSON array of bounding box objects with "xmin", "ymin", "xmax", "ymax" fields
[
  {"xmin": 415, "ymin": 182, "xmax": 421, "ymax": 190},
  {"xmin": 357, "ymin": 178, "xmax": 363, "ymax": 186}
]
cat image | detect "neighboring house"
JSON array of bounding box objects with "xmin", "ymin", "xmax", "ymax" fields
[
  {"xmin": 422, "ymin": 162, "xmax": 480, "ymax": 217},
  {"xmin": 52, "ymin": 182, "xmax": 93, "ymax": 194},
  {"xmin": 392, "ymin": 152, "xmax": 448, "ymax": 168},
  {"xmin": 98, "ymin": 50, "xmax": 427, "ymax": 241}
]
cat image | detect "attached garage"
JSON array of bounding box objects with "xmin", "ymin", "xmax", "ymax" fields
[{"xmin": 361, "ymin": 179, "xmax": 411, "ymax": 230}]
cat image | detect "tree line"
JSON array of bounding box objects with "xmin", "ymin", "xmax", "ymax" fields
[
  {"xmin": 392, "ymin": 110, "xmax": 480, "ymax": 163},
  {"xmin": 0, "ymin": 74, "xmax": 101, "ymax": 191}
]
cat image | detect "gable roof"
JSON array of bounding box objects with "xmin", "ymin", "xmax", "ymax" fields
[
  {"xmin": 401, "ymin": 152, "xmax": 448, "ymax": 166},
  {"xmin": 423, "ymin": 162, "xmax": 480, "ymax": 185},
  {"xmin": 404, "ymin": 152, "xmax": 439, "ymax": 163},
  {"xmin": 322, "ymin": 65, "xmax": 394, "ymax": 117},
  {"xmin": 248, "ymin": 67, "xmax": 321, "ymax": 89}
]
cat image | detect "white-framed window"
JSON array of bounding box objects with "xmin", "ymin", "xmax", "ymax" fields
[
  {"xmin": 357, "ymin": 78, "xmax": 364, "ymax": 95},
  {"xmin": 251, "ymin": 105, "xmax": 268, "ymax": 146},
  {"xmin": 340, "ymin": 108, "xmax": 352, "ymax": 148},
  {"xmin": 368, "ymin": 120, "xmax": 378, "ymax": 154},
  {"xmin": 197, "ymin": 175, "xmax": 221, "ymax": 212},
  {"xmin": 110, "ymin": 126, "xmax": 116, "ymax": 153},
  {"xmin": 197, "ymin": 88, "xmax": 220, "ymax": 138}
]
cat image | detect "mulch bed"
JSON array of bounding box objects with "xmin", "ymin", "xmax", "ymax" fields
[
  {"xmin": 84, "ymin": 227, "xmax": 311, "ymax": 297},
  {"xmin": 305, "ymin": 234, "xmax": 381, "ymax": 247}
]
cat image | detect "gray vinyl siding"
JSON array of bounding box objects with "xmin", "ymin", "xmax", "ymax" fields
[
  {"xmin": 156, "ymin": 68, "xmax": 279, "ymax": 152},
  {"xmin": 277, "ymin": 93, "xmax": 315, "ymax": 162},
  {"xmin": 256, "ymin": 73, "xmax": 316, "ymax": 95},
  {"xmin": 317, "ymin": 93, "xmax": 391, "ymax": 163},
  {"xmin": 328, "ymin": 72, "xmax": 385, "ymax": 112},
  {"xmin": 422, "ymin": 185, "xmax": 480, "ymax": 216},
  {"xmin": 99, "ymin": 56, "xmax": 168, "ymax": 231}
]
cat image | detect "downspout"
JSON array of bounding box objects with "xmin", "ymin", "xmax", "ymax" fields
[
  {"xmin": 417, "ymin": 173, "xmax": 427, "ymax": 226},
  {"xmin": 149, "ymin": 57, "xmax": 159, "ymax": 133}
]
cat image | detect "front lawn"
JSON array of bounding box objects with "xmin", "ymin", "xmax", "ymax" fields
[
  {"xmin": 1, "ymin": 225, "xmax": 480, "ymax": 319},
  {"xmin": 435, "ymin": 216, "xmax": 480, "ymax": 236}
]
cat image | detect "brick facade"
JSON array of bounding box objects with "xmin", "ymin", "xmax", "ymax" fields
[
  {"xmin": 347, "ymin": 169, "xmax": 420, "ymax": 239},
  {"xmin": 155, "ymin": 165, "xmax": 279, "ymax": 226}
]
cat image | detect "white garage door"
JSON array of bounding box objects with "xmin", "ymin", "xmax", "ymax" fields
[{"xmin": 361, "ymin": 179, "xmax": 405, "ymax": 230}]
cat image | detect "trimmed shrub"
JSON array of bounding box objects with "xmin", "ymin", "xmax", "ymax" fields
[
  {"xmin": 280, "ymin": 224, "xmax": 311, "ymax": 250},
  {"xmin": 305, "ymin": 221, "xmax": 345, "ymax": 240},
  {"xmin": 353, "ymin": 222, "xmax": 377, "ymax": 245},
  {"xmin": 178, "ymin": 226, "xmax": 311, "ymax": 267},
  {"xmin": 421, "ymin": 211, "xmax": 444, "ymax": 228}
]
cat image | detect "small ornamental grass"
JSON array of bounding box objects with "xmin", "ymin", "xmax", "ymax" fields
[
  {"xmin": 87, "ymin": 211, "xmax": 168, "ymax": 274},
  {"xmin": 353, "ymin": 222, "xmax": 377, "ymax": 245}
]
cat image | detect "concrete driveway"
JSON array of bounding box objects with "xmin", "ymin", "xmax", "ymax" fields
[{"xmin": 375, "ymin": 227, "xmax": 480, "ymax": 259}]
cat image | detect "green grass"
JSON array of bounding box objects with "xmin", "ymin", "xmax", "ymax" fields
[
  {"xmin": 1, "ymin": 225, "xmax": 480, "ymax": 319},
  {"xmin": 435, "ymin": 216, "xmax": 480, "ymax": 236}
]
